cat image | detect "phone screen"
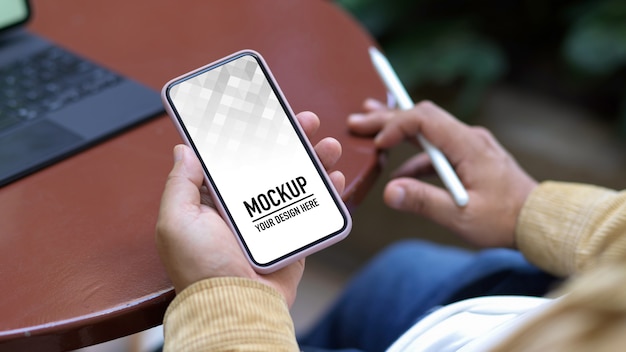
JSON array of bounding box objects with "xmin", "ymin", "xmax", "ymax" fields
[{"xmin": 164, "ymin": 52, "xmax": 350, "ymax": 267}]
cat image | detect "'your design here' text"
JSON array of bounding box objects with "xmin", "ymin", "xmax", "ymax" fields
[{"xmin": 243, "ymin": 177, "xmax": 321, "ymax": 232}]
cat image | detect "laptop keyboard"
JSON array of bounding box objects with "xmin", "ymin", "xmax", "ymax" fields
[{"xmin": 0, "ymin": 46, "xmax": 123, "ymax": 132}]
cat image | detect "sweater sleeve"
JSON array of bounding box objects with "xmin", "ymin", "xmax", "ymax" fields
[
  {"xmin": 162, "ymin": 277, "xmax": 299, "ymax": 352},
  {"xmin": 515, "ymin": 181, "xmax": 626, "ymax": 277}
]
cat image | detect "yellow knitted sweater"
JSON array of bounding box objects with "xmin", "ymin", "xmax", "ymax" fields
[{"xmin": 163, "ymin": 181, "xmax": 626, "ymax": 351}]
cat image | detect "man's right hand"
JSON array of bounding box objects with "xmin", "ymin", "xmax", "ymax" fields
[{"xmin": 348, "ymin": 99, "xmax": 537, "ymax": 248}]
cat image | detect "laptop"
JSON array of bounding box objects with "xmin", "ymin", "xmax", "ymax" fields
[{"xmin": 0, "ymin": 0, "xmax": 163, "ymax": 186}]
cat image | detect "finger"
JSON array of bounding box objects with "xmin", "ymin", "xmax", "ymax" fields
[
  {"xmin": 374, "ymin": 101, "xmax": 472, "ymax": 163},
  {"xmin": 363, "ymin": 98, "xmax": 388, "ymax": 112},
  {"xmin": 160, "ymin": 145, "xmax": 204, "ymax": 212},
  {"xmin": 383, "ymin": 177, "xmax": 460, "ymax": 225},
  {"xmin": 314, "ymin": 137, "xmax": 342, "ymax": 170},
  {"xmin": 347, "ymin": 98, "xmax": 392, "ymax": 136},
  {"xmin": 328, "ymin": 170, "xmax": 346, "ymax": 196},
  {"xmin": 390, "ymin": 152, "xmax": 435, "ymax": 179},
  {"xmin": 347, "ymin": 109, "xmax": 394, "ymax": 136},
  {"xmin": 296, "ymin": 111, "xmax": 320, "ymax": 139}
]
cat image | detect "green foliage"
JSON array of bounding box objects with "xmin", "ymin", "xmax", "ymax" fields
[
  {"xmin": 563, "ymin": 0, "xmax": 626, "ymax": 75},
  {"xmin": 338, "ymin": 0, "xmax": 417, "ymax": 38},
  {"xmin": 336, "ymin": 0, "xmax": 626, "ymax": 134},
  {"xmin": 384, "ymin": 22, "xmax": 506, "ymax": 117},
  {"xmin": 336, "ymin": 0, "xmax": 507, "ymax": 119}
]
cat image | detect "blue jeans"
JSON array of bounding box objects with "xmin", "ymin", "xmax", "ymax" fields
[{"xmin": 299, "ymin": 240, "xmax": 558, "ymax": 352}]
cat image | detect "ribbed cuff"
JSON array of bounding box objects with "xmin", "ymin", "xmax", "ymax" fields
[
  {"xmin": 163, "ymin": 277, "xmax": 298, "ymax": 352},
  {"xmin": 516, "ymin": 181, "xmax": 615, "ymax": 276}
]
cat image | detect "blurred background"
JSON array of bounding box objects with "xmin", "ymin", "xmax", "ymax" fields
[{"xmin": 339, "ymin": 0, "xmax": 626, "ymax": 126}]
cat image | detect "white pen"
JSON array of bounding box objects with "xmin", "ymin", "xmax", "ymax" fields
[{"xmin": 368, "ymin": 46, "xmax": 469, "ymax": 207}]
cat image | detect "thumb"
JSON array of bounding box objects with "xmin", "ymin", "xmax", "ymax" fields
[
  {"xmin": 383, "ymin": 178, "xmax": 459, "ymax": 224},
  {"xmin": 160, "ymin": 145, "xmax": 204, "ymax": 214}
]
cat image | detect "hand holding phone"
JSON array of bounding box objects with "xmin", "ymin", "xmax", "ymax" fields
[{"xmin": 161, "ymin": 50, "xmax": 352, "ymax": 273}]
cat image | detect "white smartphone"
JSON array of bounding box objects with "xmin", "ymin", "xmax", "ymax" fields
[{"xmin": 161, "ymin": 50, "xmax": 352, "ymax": 273}]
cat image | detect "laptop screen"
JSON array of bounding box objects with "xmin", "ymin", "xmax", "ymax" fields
[{"xmin": 0, "ymin": 0, "xmax": 30, "ymax": 33}]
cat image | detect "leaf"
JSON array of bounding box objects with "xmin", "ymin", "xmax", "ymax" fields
[{"xmin": 563, "ymin": 0, "xmax": 626, "ymax": 75}]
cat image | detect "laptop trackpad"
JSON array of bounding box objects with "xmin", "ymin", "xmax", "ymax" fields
[{"xmin": 0, "ymin": 120, "xmax": 83, "ymax": 181}]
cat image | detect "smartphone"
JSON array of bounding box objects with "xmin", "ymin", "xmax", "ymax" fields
[{"xmin": 161, "ymin": 50, "xmax": 352, "ymax": 273}]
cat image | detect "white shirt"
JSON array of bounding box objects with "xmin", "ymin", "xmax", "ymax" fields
[{"xmin": 386, "ymin": 296, "xmax": 554, "ymax": 352}]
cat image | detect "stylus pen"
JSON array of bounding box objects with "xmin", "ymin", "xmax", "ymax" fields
[{"xmin": 368, "ymin": 46, "xmax": 469, "ymax": 207}]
